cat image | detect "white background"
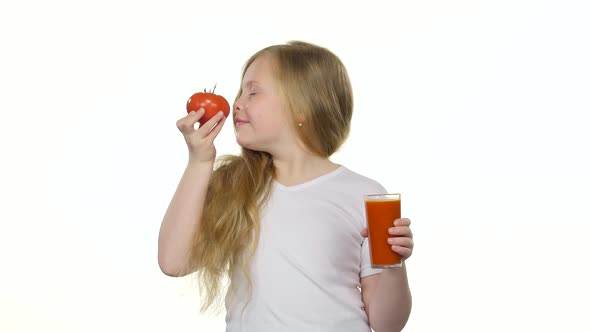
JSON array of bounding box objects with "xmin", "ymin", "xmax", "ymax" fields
[{"xmin": 1, "ymin": 0, "xmax": 589, "ymax": 331}]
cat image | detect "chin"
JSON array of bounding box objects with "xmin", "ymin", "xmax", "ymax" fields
[
  {"xmin": 236, "ymin": 137, "xmax": 255, "ymax": 150},
  {"xmin": 236, "ymin": 137, "xmax": 270, "ymax": 153}
]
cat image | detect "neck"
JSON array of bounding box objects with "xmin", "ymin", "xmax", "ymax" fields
[{"xmin": 271, "ymin": 149, "xmax": 339, "ymax": 187}]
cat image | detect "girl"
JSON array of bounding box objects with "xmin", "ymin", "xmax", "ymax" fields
[{"xmin": 158, "ymin": 41, "xmax": 414, "ymax": 332}]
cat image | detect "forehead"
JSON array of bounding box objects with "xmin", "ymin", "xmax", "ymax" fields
[{"xmin": 242, "ymin": 54, "xmax": 276, "ymax": 86}]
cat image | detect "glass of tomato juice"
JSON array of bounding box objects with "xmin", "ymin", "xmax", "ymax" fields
[{"xmin": 364, "ymin": 193, "xmax": 402, "ymax": 268}]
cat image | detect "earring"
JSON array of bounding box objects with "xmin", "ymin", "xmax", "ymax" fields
[{"xmin": 298, "ymin": 122, "xmax": 303, "ymax": 127}]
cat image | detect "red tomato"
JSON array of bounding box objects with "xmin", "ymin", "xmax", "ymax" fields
[{"xmin": 186, "ymin": 87, "xmax": 230, "ymax": 125}]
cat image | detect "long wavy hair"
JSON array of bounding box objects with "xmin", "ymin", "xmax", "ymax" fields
[{"xmin": 182, "ymin": 41, "xmax": 354, "ymax": 314}]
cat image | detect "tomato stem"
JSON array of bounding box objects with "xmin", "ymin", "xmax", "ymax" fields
[{"xmin": 202, "ymin": 84, "xmax": 218, "ymax": 94}]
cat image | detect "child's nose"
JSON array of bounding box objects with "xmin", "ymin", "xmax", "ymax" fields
[{"xmin": 233, "ymin": 98, "xmax": 244, "ymax": 112}]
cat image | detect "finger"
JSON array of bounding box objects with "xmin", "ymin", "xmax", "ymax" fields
[
  {"xmin": 391, "ymin": 245, "xmax": 412, "ymax": 259},
  {"xmin": 204, "ymin": 114, "xmax": 226, "ymax": 142},
  {"xmin": 177, "ymin": 109, "xmax": 205, "ymax": 135},
  {"xmin": 394, "ymin": 218, "xmax": 411, "ymax": 227},
  {"xmin": 360, "ymin": 228, "xmax": 368, "ymax": 238},
  {"xmin": 197, "ymin": 111, "xmax": 226, "ymax": 136},
  {"xmin": 387, "ymin": 237, "xmax": 414, "ymax": 249},
  {"xmin": 388, "ymin": 226, "xmax": 413, "ymax": 238}
]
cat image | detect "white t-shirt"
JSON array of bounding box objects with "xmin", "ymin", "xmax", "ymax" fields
[{"xmin": 224, "ymin": 166, "xmax": 387, "ymax": 332}]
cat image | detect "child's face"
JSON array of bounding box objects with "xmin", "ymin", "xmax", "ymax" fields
[{"xmin": 233, "ymin": 55, "xmax": 298, "ymax": 153}]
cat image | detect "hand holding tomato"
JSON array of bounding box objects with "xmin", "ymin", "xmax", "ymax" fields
[
  {"xmin": 177, "ymin": 87, "xmax": 228, "ymax": 164},
  {"xmin": 186, "ymin": 85, "xmax": 231, "ymax": 125}
]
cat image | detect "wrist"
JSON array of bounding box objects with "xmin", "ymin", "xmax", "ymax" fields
[
  {"xmin": 187, "ymin": 159, "xmax": 214, "ymax": 168},
  {"xmin": 185, "ymin": 160, "xmax": 215, "ymax": 177}
]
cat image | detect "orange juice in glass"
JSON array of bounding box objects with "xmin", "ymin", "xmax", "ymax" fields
[{"xmin": 364, "ymin": 194, "xmax": 402, "ymax": 268}]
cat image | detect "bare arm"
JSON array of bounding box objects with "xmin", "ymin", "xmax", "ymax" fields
[
  {"xmin": 362, "ymin": 266, "xmax": 412, "ymax": 332},
  {"xmin": 157, "ymin": 109, "xmax": 227, "ymax": 277},
  {"xmin": 360, "ymin": 218, "xmax": 414, "ymax": 331},
  {"xmin": 158, "ymin": 161, "xmax": 213, "ymax": 276}
]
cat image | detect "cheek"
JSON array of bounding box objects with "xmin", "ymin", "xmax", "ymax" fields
[
  {"xmin": 249, "ymin": 98, "xmax": 290, "ymax": 130},
  {"xmin": 256, "ymin": 113, "xmax": 288, "ymax": 133}
]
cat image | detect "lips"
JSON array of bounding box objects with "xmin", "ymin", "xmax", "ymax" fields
[{"xmin": 234, "ymin": 118, "xmax": 250, "ymax": 125}]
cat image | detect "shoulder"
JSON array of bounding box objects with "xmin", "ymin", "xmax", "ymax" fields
[{"xmin": 337, "ymin": 166, "xmax": 388, "ymax": 195}]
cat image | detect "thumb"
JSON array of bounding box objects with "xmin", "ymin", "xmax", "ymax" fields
[
  {"xmin": 360, "ymin": 227, "xmax": 369, "ymax": 238},
  {"xmin": 177, "ymin": 109, "xmax": 205, "ymax": 135}
]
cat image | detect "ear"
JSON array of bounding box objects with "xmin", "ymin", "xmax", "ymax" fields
[{"xmin": 295, "ymin": 112, "xmax": 305, "ymax": 124}]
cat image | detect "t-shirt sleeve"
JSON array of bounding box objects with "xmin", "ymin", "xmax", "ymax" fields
[{"xmin": 360, "ymin": 237, "xmax": 383, "ymax": 278}]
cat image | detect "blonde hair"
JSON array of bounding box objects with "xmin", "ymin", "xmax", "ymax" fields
[{"xmin": 183, "ymin": 41, "xmax": 354, "ymax": 314}]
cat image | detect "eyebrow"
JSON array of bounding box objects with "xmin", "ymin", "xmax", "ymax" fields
[{"xmin": 242, "ymin": 80, "xmax": 260, "ymax": 89}]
